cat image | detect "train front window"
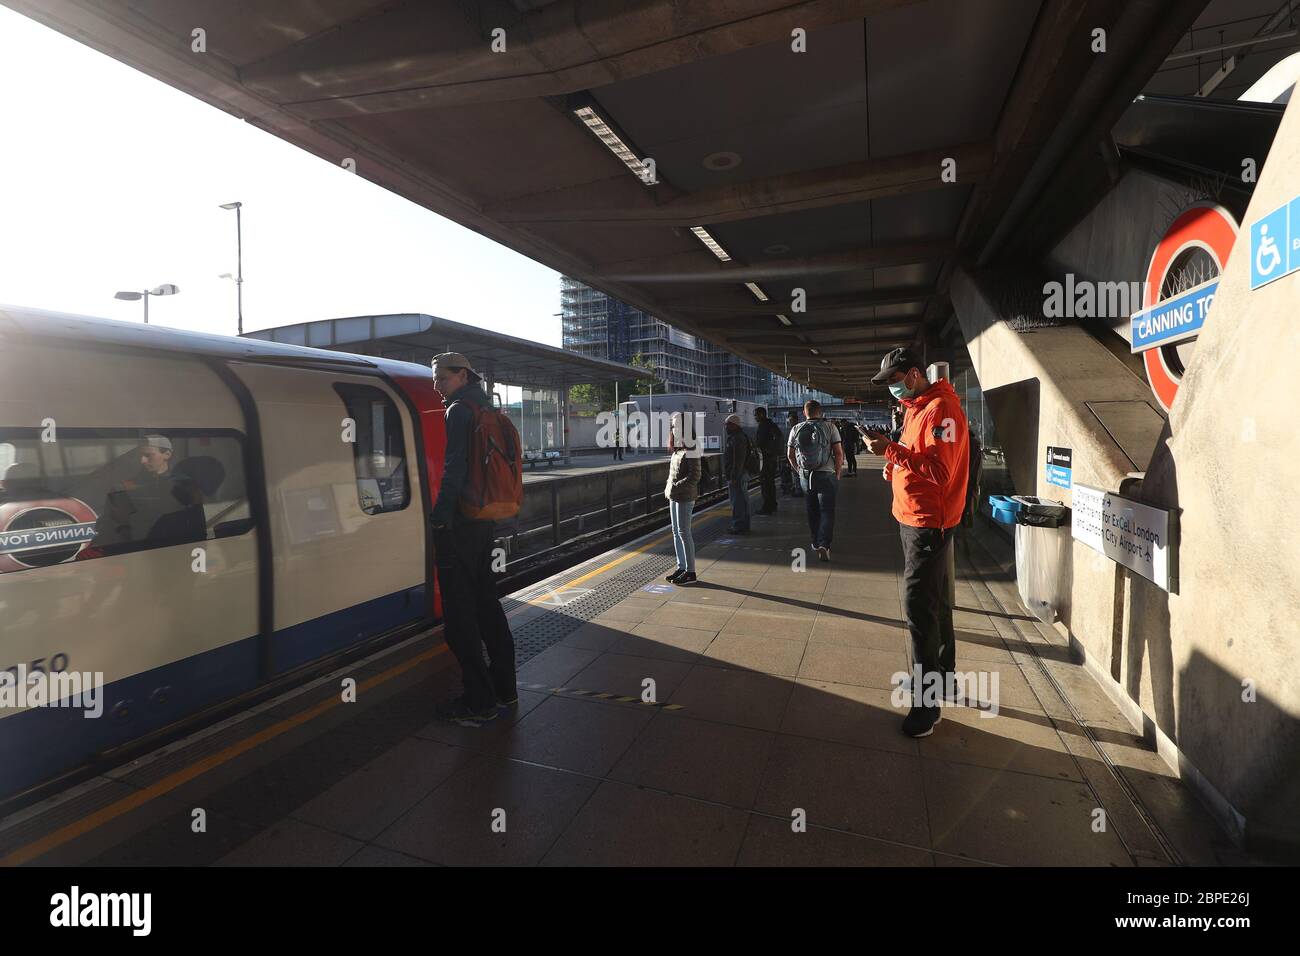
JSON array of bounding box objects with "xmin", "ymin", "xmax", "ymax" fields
[
  {"xmin": 333, "ymin": 384, "xmax": 410, "ymax": 515},
  {"xmin": 0, "ymin": 429, "xmax": 249, "ymax": 573}
]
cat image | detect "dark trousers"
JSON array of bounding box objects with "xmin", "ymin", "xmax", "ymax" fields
[
  {"xmin": 779, "ymin": 459, "xmax": 799, "ymax": 495},
  {"xmin": 900, "ymin": 524, "xmax": 957, "ymax": 696},
  {"xmin": 759, "ymin": 457, "xmax": 778, "ymax": 512},
  {"xmin": 434, "ymin": 521, "xmax": 516, "ymax": 710},
  {"xmin": 845, "ymin": 448, "xmax": 858, "ymax": 475},
  {"xmin": 613, "ymin": 444, "xmax": 623, "ymax": 460},
  {"xmin": 803, "ymin": 471, "xmax": 837, "ymax": 548},
  {"xmin": 728, "ymin": 477, "xmax": 751, "ymax": 531}
]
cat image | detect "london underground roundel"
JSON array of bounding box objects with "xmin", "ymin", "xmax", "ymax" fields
[
  {"xmin": 1132, "ymin": 203, "xmax": 1238, "ymax": 413},
  {"xmin": 0, "ymin": 498, "xmax": 98, "ymax": 572}
]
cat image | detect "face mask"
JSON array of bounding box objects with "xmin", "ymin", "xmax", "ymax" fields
[{"xmin": 889, "ymin": 374, "xmax": 917, "ymax": 400}]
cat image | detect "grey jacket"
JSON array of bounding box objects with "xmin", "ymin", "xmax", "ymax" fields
[{"xmin": 664, "ymin": 451, "xmax": 701, "ymax": 502}]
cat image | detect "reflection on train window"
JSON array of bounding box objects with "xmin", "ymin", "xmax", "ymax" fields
[
  {"xmin": 333, "ymin": 384, "xmax": 410, "ymax": 515},
  {"xmin": 0, "ymin": 429, "xmax": 249, "ymax": 574}
]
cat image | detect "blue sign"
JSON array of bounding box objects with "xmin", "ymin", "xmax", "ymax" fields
[
  {"xmin": 1129, "ymin": 279, "xmax": 1217, "ymax": 353},
  {"xmin": 1045, "ymin": 447, "xmax": 1072, "ymax": 490},
  {"xmin": 1249, "ymin": 198, "xmax": 1300, "ymax": 290}
]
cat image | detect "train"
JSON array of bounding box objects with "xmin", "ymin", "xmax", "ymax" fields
[{"xmin": 0, "ymin": 305, "xmax": 453, "ymax": 806}]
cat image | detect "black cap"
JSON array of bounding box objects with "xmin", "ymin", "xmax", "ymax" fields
[{"xmin": 871, "ymin": 347, "xmax": 923, "ymax": 385}]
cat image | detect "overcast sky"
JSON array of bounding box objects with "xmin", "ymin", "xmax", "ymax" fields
[{"xmin": 0, "ymin": 5, "xmax": 565, "ymax": 345}]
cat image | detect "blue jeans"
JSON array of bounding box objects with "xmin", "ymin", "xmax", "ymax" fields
[
  {"xmin": 669, "ymin": 498, "xmax": 696, "ymax": 572},
  {"xmin": 803, "ymin": 471, "xmax": 837, "ymax": 548},
  {"xmin": 728, "ymin": 478, "xmax": 750, "ymax": 531}
]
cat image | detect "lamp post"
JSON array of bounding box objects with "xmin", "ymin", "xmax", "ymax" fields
[
  {"xmin": 114, "ymin": 284, "xmax": 179, "ymax": 323},
  {"xmin": 219, "ymin": 201, "xmax": 243, "ymax": 334}
]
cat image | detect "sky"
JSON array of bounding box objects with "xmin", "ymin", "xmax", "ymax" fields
[{"xmin": 0, "ymin": 5, "xmax": 564, "ymax": 345}]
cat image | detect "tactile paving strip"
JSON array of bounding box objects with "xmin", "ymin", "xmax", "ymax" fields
[{"xmin": 510, "ymin": 520, "xmax": 729, "ymax": 662}]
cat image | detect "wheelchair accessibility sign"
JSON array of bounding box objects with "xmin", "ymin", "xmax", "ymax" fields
[{"xmin": 1249, "ymin": 196, "xmax": 1300, "ymax": 290}]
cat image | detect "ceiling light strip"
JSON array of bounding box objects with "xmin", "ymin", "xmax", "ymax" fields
[
  {"xmin": 573, "ymin": 105, "xmax": 654, "ymax": 185},
  {"xmin": 689, "ymin": 225, "xmax": 731, "ymax": 262}
]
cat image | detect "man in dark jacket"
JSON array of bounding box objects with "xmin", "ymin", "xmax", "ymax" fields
[
  {"xmin": 753, "ymin": 406, "xmax": 782, "ymax": 515},
  {"xmin": 781, "ymin": 411, "xmax": 803, "ymax": 497},
  {"xmin": 430, "ymin": 352, "xmax": 517, "ymax": 723},
  {"xmin": 722, "ymin": 414, "xmax": 752, "ymax": 533}
]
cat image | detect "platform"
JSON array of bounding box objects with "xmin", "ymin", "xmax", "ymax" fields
[{"xmin": 0, "ymin": 454, "xmax": 1247, "ymax": 867}]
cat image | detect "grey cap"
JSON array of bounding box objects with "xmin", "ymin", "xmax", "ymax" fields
[
  {"xmin": 140, "ymin": 434, "xmax": 173, "ymax": 452},
  {"xmin": 431, "ymin": 351, "xmax": 481, "ymax": 381}
]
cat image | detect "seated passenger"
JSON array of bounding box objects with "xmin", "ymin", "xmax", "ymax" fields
[{"xmin": 93, "ymin": 434, "xmax": 203, "ymax": 547}]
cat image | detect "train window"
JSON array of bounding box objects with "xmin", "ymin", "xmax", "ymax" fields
[
  {"xmin": 333, "ymin": 384, "xmax": 410, "ymax": 515},
  {"xmin": 0, "ymin": 428, "xmax": 250, "ymax": 574}
]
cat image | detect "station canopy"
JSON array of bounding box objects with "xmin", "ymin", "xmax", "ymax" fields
[
  {"xmin": 245, "ymin": 313, "xmax": 643, "ymax": 390},
  {"xmin": 11, "ymin": 0, "xmax": 1294, "ymax": 395}
]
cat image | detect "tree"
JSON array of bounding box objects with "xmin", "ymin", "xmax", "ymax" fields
[{"xmin": 629, "ymin": 353, "xmax": 665, "ymax": 393}]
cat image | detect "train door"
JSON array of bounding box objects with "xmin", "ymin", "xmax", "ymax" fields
[{"xmin": 226, "ymin": 362, "xmax": 426, "ymax": 672}]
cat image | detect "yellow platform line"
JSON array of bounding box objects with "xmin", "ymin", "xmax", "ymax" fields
[{"xmin": 3, "ymin": 504, "xmax": 730, "ymax": 865}]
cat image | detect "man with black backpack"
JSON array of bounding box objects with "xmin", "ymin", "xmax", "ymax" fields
[
  {"xmin": 722, "ymin": 413, "xmax": 756, "ymax": 533},
  {"xmin": 788, "ymin": 400, "xmax": 844, "ymax": 562},
  {"xmin": 753, "ymin": 406, "xmax": 783, "ymax": 515},
  {"xmin": 430, "ymin": 352, "xmax": 519, "ymax": 724}
]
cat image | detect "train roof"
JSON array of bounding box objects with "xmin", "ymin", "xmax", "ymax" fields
[{"xmin": 0, "ymin": 304, "xmax": 432, "ymax": 381}]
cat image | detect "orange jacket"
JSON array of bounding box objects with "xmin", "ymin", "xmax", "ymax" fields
[{"xmin": 883, "ymin": 379, "xmax": 970, "ymax": 529}]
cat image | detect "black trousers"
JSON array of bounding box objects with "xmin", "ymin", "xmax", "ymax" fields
[
  {"xmin": 900, "ymin": 524, "xmax": 957, "ymax": 694},
  {"xmin": 434, "ymin": 521, "xmax": 516, "ymax": 710},
  {"xmin": 759, "ymin": 457, "xmax": 778, "ymax": 512}
]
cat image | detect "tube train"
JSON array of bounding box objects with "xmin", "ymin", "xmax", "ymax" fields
[{"xmin": 0, "ymin": 306, "xmax": 451, "ymax": 806}]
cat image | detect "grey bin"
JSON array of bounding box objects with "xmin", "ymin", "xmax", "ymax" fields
[{"xmin": 1010, "ymin": 496, "xmax": 1071, "ymax": 625}]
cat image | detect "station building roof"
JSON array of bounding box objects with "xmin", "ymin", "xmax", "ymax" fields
[{"xmin": 244, "ymin": 313, "xmax": 643, "ymax": 389}]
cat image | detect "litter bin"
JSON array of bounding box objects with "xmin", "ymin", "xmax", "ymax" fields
[{"xmin": 1010, "ymin": 496, "xmax": 1070, "ymax": 624}]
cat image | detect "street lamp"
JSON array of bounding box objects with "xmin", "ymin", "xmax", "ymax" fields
[
  {"xmin": 114, "ymin": 283, "xmax": 179, "ymax": 324},
  {"xmin": 219, "ymin": 201, "xmax": 243, "ymax": 334}
]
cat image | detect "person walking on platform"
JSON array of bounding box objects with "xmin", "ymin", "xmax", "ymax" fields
[
  {"xmin": 430, "ymin": 352, "xmax": 518, "ymax": 724},
  {"xmin": 962, "ymin": 426, "xmax": 983, "ymax": 528},
  {"xmin": 723, "ymin": 413, "xmax": 754, "ymax": 533},
  {"xmin": 789, "ymin": 400, "xmax": 843, "ymax": 562},
  {"xmin": 780, "ymin": 411, "xmax": 803, "ymax": 497},
  {"xmin": 861, "ymin": 348, "xmax": 970, "ymax": 738},
  {"xmin": 664, "ymin": 412, "xmax": 701, "ymax": 585},
  {"xmin": 841, "ymin": 420, "xmax": 859, "ymax": 476},
  {"xmin": 753, "ymin": 406, "xmax": 782, "ymax": 515}
]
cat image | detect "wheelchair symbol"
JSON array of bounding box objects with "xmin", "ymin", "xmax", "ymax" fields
[{"xmin": 1256, "ymin": 224, "xmax": 1283, "ymax": 277}]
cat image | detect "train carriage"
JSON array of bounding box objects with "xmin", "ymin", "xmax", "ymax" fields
[{"xmin": 0, "ymin": 306, "xmax": 448, "ymax": 806}]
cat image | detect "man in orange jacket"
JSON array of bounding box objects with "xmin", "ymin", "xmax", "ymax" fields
[{"xmin": 861, "ymin": 348, "xmax": 970, "ymax": 738}]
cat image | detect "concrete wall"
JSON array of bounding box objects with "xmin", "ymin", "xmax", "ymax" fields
[
  {"xmin": 952, "ymin": 92, "xmax": 1300, "ymax": 848},
  {"xmin": 1133, "ymin": 95, "xmax": 1300, "ymax": 844}
]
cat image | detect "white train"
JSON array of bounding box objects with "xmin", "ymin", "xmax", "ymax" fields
[{"xmin": 0, "ymin": 306, "xmax": 451, "ymax": 806}]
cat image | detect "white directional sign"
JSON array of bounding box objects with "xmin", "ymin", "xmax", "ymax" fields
[{"xmin": 1071, "ymin": 484, "xmax": 1178, "ymax": 592}]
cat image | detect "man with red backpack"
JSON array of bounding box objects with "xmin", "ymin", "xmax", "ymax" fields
[{"xmin": 431, "ymin": 352, "xmax": 520, "ymax": 723}]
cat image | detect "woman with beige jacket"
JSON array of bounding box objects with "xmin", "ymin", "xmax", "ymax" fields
[{"xmin": 664, "ymin": 412, "xmax": 702, "ymax": 585}]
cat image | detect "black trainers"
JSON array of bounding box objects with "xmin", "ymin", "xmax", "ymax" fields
[
  {"xmin": 901, "ymin": 705, "xmax": 941, "ymax": 738},
  {"xmin": 497, "ymin": 693, "xmax": 519, "ymax": 707},
  {"xmin": 666, "ymin": 568, "xmax": 685, "ymax": 583},
  {"xmin": 675, "ymin": 571, "xmax": 698, "ymax": 585},
  {"xmin": 435, "ymin": 696, "xmax": 498, "ymax": 723}
]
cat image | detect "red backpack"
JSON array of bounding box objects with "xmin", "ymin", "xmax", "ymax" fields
[{"xmin": 458, "ymin": 402, "xmax": 523, "ymax": 521}]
